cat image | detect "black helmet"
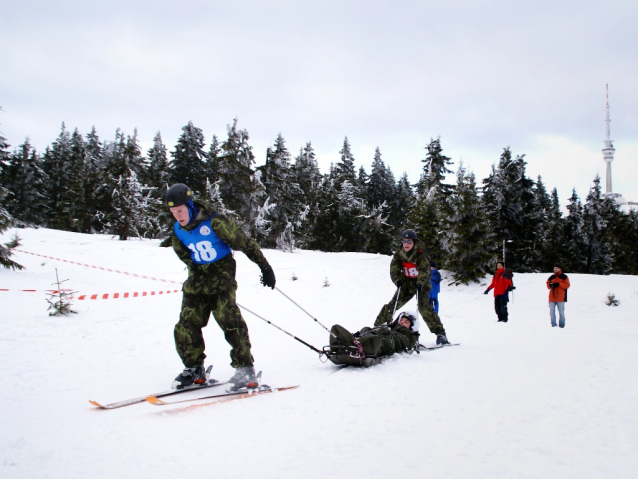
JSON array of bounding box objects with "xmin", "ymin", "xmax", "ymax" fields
[
  {"xmin": 396, "ymin": 312, "xmax": 415, "ymax": 328},
  {"xmin": 402, "ymin": 229, "xmax": 417, "ymax": 241},
  {"xmin": 166, "ymin": 183, "xmax": 193, "ymax": 207}
]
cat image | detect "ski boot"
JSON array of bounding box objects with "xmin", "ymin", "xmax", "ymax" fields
[
  {"xmin": 226, "ymin": 366, "xmax": 260, "ymax": 392},
  {"xmin": 172, "ymin": 364, "xmax": 209, "ymax": 390},
  {"xmin": 436, "ymin": 334, "xmax": 450, "ymax": 346}
]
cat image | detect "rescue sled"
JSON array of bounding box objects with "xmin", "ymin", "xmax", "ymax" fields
[{"xmin": 322, "ymin": 345, "xmax": 383, "ymax": 367}]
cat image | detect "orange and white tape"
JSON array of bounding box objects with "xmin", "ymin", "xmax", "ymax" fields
[
  {"xmin": 5, "ymin": 250, "xmax": 184, "ymax": 301},
  {"xmin": 76, "ymin": 290, "xmax": 180, "ymax": 300},
  {"xmin": 0, "ymin": 289, "xmax": 73, "ymax": 293},
  {"xmin": 1, "ymin": 288, "xmax": 181, "ymax": 299},
  {"xmin": 14, "ymin": 250, "xmax": 182, "ymax": 285}
]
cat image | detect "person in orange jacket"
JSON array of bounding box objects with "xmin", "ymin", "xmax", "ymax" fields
[
  {"xmin": 547, "ymin": 263, "xmax": 570, "ymax": 328},
  {"xmin": 484, "ymin": 262, "xmax": 514, "ymax": 322}
]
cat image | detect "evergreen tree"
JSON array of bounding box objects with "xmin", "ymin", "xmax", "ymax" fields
[
  {"xmin": 143, "ymin": 131, "xmax": 170, "ymax": 198},
  {"xmin": 537, "ymin": 187, "xmax": 565, "ymax": 271},
  {"xmin": 329, "ymin": 137, "xmax": 375, "ymax": 251},
  {"xmin": 42, "ymin": 123, "xmax": 75, "ymax": 230},
  {"xmin": 305, "ymin": 174, "xmax": 340, "ymax": 251},
  {"xmin": 389, "ymin": 173, "xmax": 415, "ymax": 231},
  {"xmin": 367, "ymin": 147, "xmax": 396, "ymax": 213},
  {"xmin": 5, "ymin": 139, "xmax": 47, "ymax": 225},
  {"xmin": 527, "ymin": 176, "xmax": 553, "ymax": 271},
  {"xmin": 0, "ymin": 186, "xmax": 24, "ymax": 270},
  {"xmin": 103, "ymin": 129, "xmax": 130, "ymax": 187},
  {"xmin": 482, "ymin": 147, "xmax": 535, "ymax": 270},
  {"xmin": 107, "ymin": 169, "xmax": 160, "ymax": 240},
  {"xmin": 67, "ymin": 128, "xmax": 91, "ymax": 231},
  {"xmin": 608, "ymin": 208, "xmax": 638, "ymax": 274},
  {"xmin": 169, "ymin": 121, "xmax": 207, "ymax": 194},
  {"xmin": 334, "ymin": 137, "xmax": 357, "ymax": 186},
  {"xmin": 201, "ymin": 177, "xmax": 233, "ymax": 216},
  {"xmin": 293, "ymin": 142, "xmax": 321, "ymax": 194},
  {"xmin": 359, "ymin": 148, "xmax": 396, "ymax": 253},
  {"xmin": 441, "ymin": 163, "xmax": 494, "ymax": 284},
  {"xmin": 335, "ymin": 179, "xmax": 369, "ymax": 251},
  {"xmin": 217, "ymin": 118, "xmax": 257, "ymax": 224},
  {"xmin": 206, "ymin": 134, "xmax": 221, "ymax": 184},
  {"xmin": 563, "ymin": 189, "xmax": 588, "ymax": 272},
  {"xmin": 95, "ymin": 128, "xmax": 129, "ymax": 231},
  {"xmin": 357, "ymin": 165, "xmax": 368, "ymax": 191},
  {"xmin": 292, "ymin": 142, "xmax": 323, "ymax": 248},
  {"xmin": 583, "ymin": 175, "xmax": 613, "ymax": 274},
  {"xmin": 0, "ymin": 111, "xmax": 10, "ymax": 187},
  {"xmin": 357, "ymin": 201, "xmax": 395, "ymax": 254},
  {"xmin": 125, "ymin": 128, "xmax": 144, "ymax": 177},
  {"xmin": 83, "ymin": 127, "xmax": 105, "ymax": 232},
  {"xmin": 85, "ymin": 126, "xmax": 105, "ymax": 170},
  {"xmin": 257, "ymin": 134, "xmax": 305, "ymax": 249},
  {"xmin": 142, "ymin": 131, "xmax": 172, "ymax": 234},
  {"xmin": 407, "ymin": 137, "xmax": 454, "ymax": 265}
]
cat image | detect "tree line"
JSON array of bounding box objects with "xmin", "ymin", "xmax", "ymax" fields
[{"xmin": 1, "ymin": 118, "xmax": 637, "ymax": 280}]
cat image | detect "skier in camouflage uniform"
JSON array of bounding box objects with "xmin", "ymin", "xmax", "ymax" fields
[
  {"xmin": 166, "ymin": 183, "xmax": 276, "ymax": 390},
  {"xmin": 374, "ymin": 229, "xmax": 450, "ymax": 345},
  {"xmin": 330, "ymin": 312, "xmax": 420, "ymax": 359}
]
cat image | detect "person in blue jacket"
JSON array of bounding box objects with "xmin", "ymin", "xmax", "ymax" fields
[
  {"xmin": 429, "ymin": 262, "xmax": 441, "ymax": 314},
  {"xmin": 165, "ymin": 183, "xmax": 276, "ymax": 391}
]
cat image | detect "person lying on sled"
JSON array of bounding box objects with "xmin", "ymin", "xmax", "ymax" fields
[{"xmin": 328, "ymin": 311, "xmax": 420, "ymax": 360}]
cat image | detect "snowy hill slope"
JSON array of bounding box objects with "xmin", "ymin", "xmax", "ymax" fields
[{"xmin": 1, "ymin": 227, "xmax": 637, "ymax": 479}]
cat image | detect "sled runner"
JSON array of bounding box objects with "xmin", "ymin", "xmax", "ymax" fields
[{"xmin": 322, "ymin": 344, "xmax": 384, "ymax": 367}]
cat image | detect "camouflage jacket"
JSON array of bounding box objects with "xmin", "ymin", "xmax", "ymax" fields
[
  {"xmin": 172, "ymin": 201, "xmax": 270, "ymax": 295},
  {"xmin": 389, "ymin": 239, "xmax": 431, "ymax": 291},
  {"xmin": 357, "ymin": 324, "xmax": 419, "ymax": 356}
]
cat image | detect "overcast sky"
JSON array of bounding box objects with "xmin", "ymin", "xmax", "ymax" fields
[{"xmin": 2, "ymin": 0, "xmax": 637, "ymax": 206}]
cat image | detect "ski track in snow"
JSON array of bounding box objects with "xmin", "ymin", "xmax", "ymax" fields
[{"xmin": 1, "ymin": 227, "xmax": 638, "ymax": 479}]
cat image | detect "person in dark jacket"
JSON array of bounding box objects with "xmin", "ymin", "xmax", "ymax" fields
[
  {"xmin": 329, "ymin": 312, "xmax": 420, "ymax": 363},
  {"xmin": 546, "ymin": 263, "xmax": 570, "ymax": 328},
  {"xmin": 166, "ymin": 183, "xmax": 276, "ymax": 391},
  {"xmin": 374, "ymin": 229, "xmax": 449, "ymax": 345},
  {"xmin": 484, "ymin": 262, "xmax": 513, "ymax": 322},
  {"xmin": 429, "ymin": 262, "xmax": 441, "ymax": 314}
]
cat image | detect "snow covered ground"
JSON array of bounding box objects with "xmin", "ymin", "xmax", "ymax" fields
[{"xmin": 1, "ymin": 227, "xmax": 637, "ymax": 479}]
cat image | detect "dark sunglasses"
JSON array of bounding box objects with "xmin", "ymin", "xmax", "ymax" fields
[{"xmin": 402, "ymin": 239, "xmax": 413, "ymax": 244}]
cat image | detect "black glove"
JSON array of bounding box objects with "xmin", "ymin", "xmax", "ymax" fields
[
  {"xmin": 484, "ymin": 289, "xmax": 489, "ymax": 295},
  {"xmin": 549, "ymin": 282, "xmax": 558, "ymax": 289},
  {"xmin": 507, "ymin": 285, "xmax": 516, "ymax": 292},
  {"xmin": 260, "ymin": 266, "xmax": 276, "ymax": 289},
  {"xmin": 394, "ymin": 278, "xmax": 405, "ymax": 288}
]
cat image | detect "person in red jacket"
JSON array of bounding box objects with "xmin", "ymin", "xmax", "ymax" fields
[
  {"xmin": 546, "ymin": 263, "xmax": 570, "ymax": 328},
  {"xmin": 484, "ymin": 262, "xmax": 514, "ymax": 322}
]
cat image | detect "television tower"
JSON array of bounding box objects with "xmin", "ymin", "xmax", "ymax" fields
[
  {"xmin": 601, "ymin": 85, "xmax": 627, "ymax": 204},
  {"xmin": 602, "ymin": 84, "xmax": 615, "ymax": 194}
]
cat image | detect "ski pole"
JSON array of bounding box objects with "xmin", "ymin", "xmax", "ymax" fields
[
  {"xmin": 414, "ymin": 290, "xmax": 421, "ymax": 354},
  {"xmin": 391, "ymin": 286, "xmax": 402, "ymax": 322},
  {"xmin": 274, "ymin": 286, "xmax": 339, "ymax": 341},
  {"xmin": 238, "ymin": 302, "xmax": 323, "ymax": 355}
]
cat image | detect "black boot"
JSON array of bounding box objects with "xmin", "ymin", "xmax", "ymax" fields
[{"xmin": 172, "ymin": 364, "xmax": 207, "ymax": 390}]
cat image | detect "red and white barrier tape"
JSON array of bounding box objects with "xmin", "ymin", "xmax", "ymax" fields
[
  {"xmin": 76, "ymin": 290, "xmax": 180, "ymax": 300},
  {"xmin": 5, "ymin": 250, "xmax": 184, "ymax": 301},
  {"xmin": 1, "ymin": 288, "xmax": 180, "ymax": 299},
  {"xmin": 0, "ymin": 289, "xmax": 73, "ymax": 293},
  {"xmin": 14, "ymin": 249, "xmax": 182, "ymax": 285}
]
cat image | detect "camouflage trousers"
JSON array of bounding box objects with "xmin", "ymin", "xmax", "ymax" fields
[
  {"xmin": 174, "ymin": 290, "xmax": 254, "ymax": 369},
  {"xmin": 374, "ymin": 282, "xmax": 446, "ymax": 336}
]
